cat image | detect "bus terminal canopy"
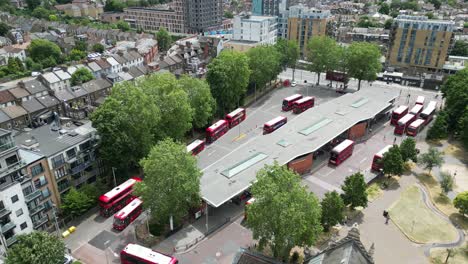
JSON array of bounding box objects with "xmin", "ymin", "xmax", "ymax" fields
[{"xmin": 200, "ymin": 88, "xmax": 399, "ymax": 208}]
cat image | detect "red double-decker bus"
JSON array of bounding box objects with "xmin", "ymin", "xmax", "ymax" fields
[
  {"xmin": 225, "ymin": 108, "xmax": 246, "ymax": 128},
  {"xmin": 186, "ymin": 139, "xmax": 205, "ymax": 156},
  {"xmin": 244, "ymin": 197, "xmax": 255, "ymax": 219},
  {"xmin": 263, "ymin": 116, "xmax": 287, "ymax": 135},
  {"xmin": 394, "ymin": 113, "xmax": 416, "ymax": 135},
  {"xmin": 391, "ymin": 106, "xmax": 409, "ymax": 125},
  {"xmin": 113, "ymin": 198, "xmax": 143, "ymax": 231},
  {"xmin": 121, "ymin": 243, "xmax": 178, "ymax": 264},
  {"xmin": 282, "ymin": 94, "xmax": 303, "ymax": 111},
  {"xmin": 409, "ymin": 104, "xmax": 423, "ymax": 117},
  {"xmin": 415, "ymin": 95, "xmax": 425, "ymax": 105},
  {"xmin": 420, "ymin": 101, "xmax": 437, "ymax": 125},
  {"xmin": 292, "ymin": 96, "xmax": 315, "ymax": 114},
  {"xmin": 99, "ymin": 178, "xmax": 142, "ymax": 217},
  {"xmin": 371, "ymin": 145, "xmax": 392, "ymax": 171},
  {"xmin": 406, "ymin": 119, "xmax": 425, "ymax": 136},
  {"xmin": 329, "ymin": 139, "xmax": 354, "ymax": 166},
  {"xmin": 206, "ymin": 120, "xmax": 229, "ymax": 143}
]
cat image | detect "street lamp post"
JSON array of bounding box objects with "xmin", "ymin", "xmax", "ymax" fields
[
  {"xmin": 111, "ymin": 167, "xmax": 117, "ymax": 187},
  {"xmin": 52, "ymin": 204, "xmax": 61, "ymax": 237}
]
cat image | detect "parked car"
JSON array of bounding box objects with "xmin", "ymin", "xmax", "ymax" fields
[{"xmin": 291, "ymin": 81, "xmax": 297, "ymax": 87}]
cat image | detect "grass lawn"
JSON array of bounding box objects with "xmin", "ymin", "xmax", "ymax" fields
[
  {"xmin": 366, "ymin": 183, "xmax": 383, "ymax": 202},
  {"xmin": 366, "ymin": 175, "xmax": 400, "ymax": 202},
  {"xmin": 430, "ymin": 243, "xmax": 468, "ymax": 264},
  {"xmin": 388, "ymin": 185, "xmax": 458, "ymax": 244}
]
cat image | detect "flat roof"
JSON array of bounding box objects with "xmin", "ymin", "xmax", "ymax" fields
[{"xmin": 200, "ymin": 88, "xmax": 398, "ymax": 207}]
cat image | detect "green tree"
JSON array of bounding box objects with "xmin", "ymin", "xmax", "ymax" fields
[
  {"xmin": 441, "ymin": 68, "xmax": 468, "ymax": 133},
  {"xmin": 92, "ymin": 43, "xmax": 105, "ymax": 53},
  {"xmin": 68, "ymin": 49, "xmax": 87, "ymax": 61},
  {"xmin": 224, "ymin": 11, "xmax": 234, "ymax": 18},
  {"xmin": 247, "ymin": 45, "xmax": 281, "ymax": 89},
  {"xmin": 140, "ymin": 73, "xmax": 193, "ymax": 140},
  {"xmin": 246, "ymin": 163, "xmax": 322, "ymax": 261},
  {"xmin": 440, "ymin": 171, "xmax": 454, "ymax": 194},
  {"xmin": 426, "ymin": 111, "xmax": 448, "ymax": 140},
  {"xmin": 104, "ymin": 0, "xmax": 126, "ymax": 12},
  {"xmin": 31, "ymin": 6, "xmax": 51, "ymax": 19},
  {"xmin": 7, "ymin": 58, "xmax": 21, "ymax": 74},
  {"xmin": 275, "ymin": 38, "xmax": 300, "ymax": 71},
  {"xmin": 306, "ymin": 36, "xmax": 340, "ymax": 85},
  {"xmin": 61, "ymin": 188, "xmax": 93, "ymax": 218},
  {"xmin": 426, "ymin": 12, "xmax": 434, "ymax": 19},
  {"xmin": 345, "ymin": 42, "xmax": 382, "ymax": 90},
  {"xmin": 384, "ymin": 19, "xmax": 393, "ymax": 29},
  {"xmin": 206, "ymin": 50, "xmax": 251, "ymax": 114},
  {"xmin": 91, "ymin": 83, "xmax": 160, "ymax": 171},
  {"xmin": 382, "ymin": 145, "xmax": 404, "ymax": 176},
  {"xmin": 117, "ymin": 21, "xmax": 130, "ymax": 31},
  {"xmin": 6, "ymin": 231, "xmax": 65, "ymax": 264},
  {"xmin": 450, "ymin": 40, "xmax": 468, "ymax": 57},
  {"xmin": 459, "ymin": 107, "xmax": 468, "ymax": 149},
  {"xmin": 378, "ymin": 3, "xmax": 390, "ymax": 14},
  {"xmin": 75, "ymin": 40, "xmax": 88, "ymax": 52},
  {"xmin": 0, "ymin": 21, "xmax": 10, "ymax": 36},
  {"xmin": 27, "ymin": 39, "xmax": 62, "ymax": 67},
  {"xmin": 156, "ymin": 27, "xmax": 171, "ymax": 52},
  {"xmin": 453, "ymin": 191, "xmax": 468, "ymax": 216},
  {"xmin": 419, "ymin": 147, "xmax": 444, "ymax": 173},
  {"xmin": 320, "ymin": 191, "xmax": 345, "ymax": 231},
  {"xmin": 400, "ymin": 137, "xmax": 418, "ymax": 162},
  {"xmin": 48, "ymin": 14, "xmax": 58, "ymax": 21},
  {"xmin": 135, "ymin": 139, "xmax": 201, "ymax": 228},
  {"xmin": 71, "ymin": 67, "xmax": 94, "ymax": 85},
  {"xmin": 357, "ymin": 16, "xmax": 378, "ymax": 28},
  {"xmin": 178, "ymin": 75, "xmax": 216, "ymax": 129},
  {"xmin": 14, "ymin": 57, "xmax": 24, "ymax": 72},
  {"xmin": 26, "ymin": 0, "xmax": 41, "ymax": 10},
  {"xmin": 428, "ymin": 0, "xmax": 441, "ymax": 9},
  {"xmin": 341, "ymin": 172, "xmax": 368, "ymax": 209}
]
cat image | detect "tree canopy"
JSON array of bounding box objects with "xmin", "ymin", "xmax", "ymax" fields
[
  {"xmin": 426, "ymin": 111, "xmax": 448, "ymax": 141},
  {"xmin": 341, "ymin": 172, "xmax": 368, "ymax": 209},
  {"xmin": 441, "ymin": 68, "xmax": 468, "ymax": 134},
  {"xmin": 206, "ymin": 50, "xmax": 251, "ymax": 115},
  {"xmin": 0, "ymin": 21, "xmax": 10, "ymax": 36},
  {"xmin": 92, "ymin": 43, "xmax": 105, "ymax": 53},
  {"xmin": 320, "ymin": 191, "xmax": 345, "ymax": 231},
  {"xmin": 419, "ymin": 147, "xmax": 444, "ymax": 173},
  {"xmin": 400, "ymin": 138, "xmax": 418, "ymax": 163},
  {"xmin": 453, "ymin": 191, "xmax": 468, "ymax": 216},
  {"xmin": 246, "ymin": 163, "xmax": 322, "ymax": 261},
  {"xmin": 247, "ymin": 45, "xmax": 281, "ymax": 89},
  {"xmin": 345, "ymin": 42, "xmax": 382, "ymax": 90},
  {"xmin": 156, "ymin": 27, "xmax": 171, "ymax": 52},
  {"xmin": 382, "ymin": 145, "xmax": 404, "ymax": 176},
  {"xmin": 71, "ymin": 67, "xmax": 94, "ymax": 85},
  {"xmin": 27, "ymin": 39, "xmax": 62, "ymax": 68},
  {"xmin": 275, "ymin": 38, "xmax": 300, "ymax": 70},
  {"xmin": 306, "ymin": 36, "xmax": 340, "ymax": 85},
  {"xmin": 104, "ymin": 0, "xmax": 126, "ymax": 12},
  {"xmin": 61, "ymin": 187, "xmax": 94, "ymax": 218},
  {"xmin": 6, "ymin": 231, "xmax": 65, "ymax": 264},
  {"xmin": 116, "ymin": 21, "xmax": 130, "ymax": 32},
  {"xmin": 135, "ymin": 138, "xmax": 201, "ymax": 226}
]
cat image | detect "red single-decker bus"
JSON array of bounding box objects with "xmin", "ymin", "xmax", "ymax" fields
[
  {"xmin": 415, "ymin": 96, "xmax": 425, "ymax": 105},
  {"xmin": 394, "ymin": 113, "xmax": 416, "ymax": 135},
  {"xmin": 329, "ymin": 139, "xmax": 354, "ymax": 166},
  {"xmin": 410, "ymin": 104, "xmax": 423, "ymax": 117},
  {"xmin": 406, "ymin": 119, "xmax": 425, "ymax": 136},
  {"xmin": 206, "ymin": 120, "xmax": 229, "ymax": 143},
  {"xmin": 391, "ymin": 106, "xmax": 409, "ymax": 126},
  {"xmin": 113, "ymin": 198, "xmax": 143, "ymax": 231},
  {"xmin": 225, "ymin": 108, "xmax": 246, "ymax": 128},
  {"xmin": 263, "ymin": 116, "xmax": 287, "ymax": 135},
  {"xmin": 121, "ymin": 243, "xmax": 178, "ymax": 264},
  {"xmin": 293, "ymin": 96, "xmax": 315, "ymax": 114},
  {"xmin": 420, "ymin": 101, "xmax": 437, "ymax": 125},
  {"xmin": 186, "ymin": 139, "xmax": 205, "ymax": 155},
  {"xmin": 282, "ymin": 94, "xmax": 303, "ymax": 111},
  {"xmin": 99, "ymin": 178, "xmax": 142, "ymax": 217},
  {"xmin": 371, "ymin": 145, "xmax": 392, "ymax": 171}
]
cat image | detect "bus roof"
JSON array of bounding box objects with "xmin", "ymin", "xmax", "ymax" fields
[
  {"xmin": 187, "ymin": 139, "xmax": 204, "ymax": 152},
  {"xmin": 122, "ymin": 244, "xmax": 174, "ymax": 264},
  {"xmin": 246, "ymin": 197, "xmax": 255, "ymax": 205},
  {"xmin": 397, "ymin": 113, "xmax": 415, "ymax": 125},
  {"xmin": 265, "ymin": 116, "xmax": 286, "ymax": 126},
  {"xmin": 294, "ymin": 96, "xmax": 314, "ymax": 104},
  {"xmin": 410, "ymin": 104, "xmax": 423, "ymax": 114},
  {"xmin": 421, "ymin": 101, "xmax": 437, "ymax": 115},
  {"xmin": 114, "ymin": 198, "xmax": 142, "ymax": 219},
  {"xmin": 375, "ymin": 145, "xmax": 392, "ymax": 158},
  {"xmin": 284, "ymin": 94, "xmax": 302, "ymax": 101},
  {"xmin": 207, "ymin": 120, "xmax": 227, "ymax": 131},
  {"xmin": 226, "ymin": 108, "xmax": 245, "ymax": 118},
  {"xmin": 416, "ymin": 96, "xmax": 425, "ymax": 105},
  {"xmin": 331, "ymin": 139, "xmax": 354, "ymax": 153},
  {"xmin": 393, "ymin": 105, "xmax": 408, "ymax": 114},
  {"xmin": 409, "ymin": 118, "xmax": 425, "ymax": 128},
  {"xmin": 99, "ymin": 178, "xmax": 139, "ymax": 203}
]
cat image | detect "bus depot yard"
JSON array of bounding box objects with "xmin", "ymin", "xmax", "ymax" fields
[{"xmin": 67, "ymin": 79, "xmax": 454, "ymax": 264}]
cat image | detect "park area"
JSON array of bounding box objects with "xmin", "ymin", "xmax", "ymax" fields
[{"xmin": 388, "ymin": 185, "xmax": 458, "ymax": 244}]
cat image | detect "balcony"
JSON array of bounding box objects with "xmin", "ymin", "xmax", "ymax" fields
[
  {"xmin": 34, "ymin": 179, "xmax": 48, "ymax": 189},
  {"xmin": 69, "ymin": 160, "xmax": 93, "ymax": 175},
  {"xmin": 58, "ymin": 183, "xmax": 70, "ymax": 193},
  {"xmin": 0, "ymin": 140, "xmax": 15, "ymax": 154},
  {"xmin": 29, "ymin": 204, "xmax": 45, "ymax": 216},
  {"xmin": 25, "ymin": 189, "xmax": 42, "ymax": 202},
  {"xmin": 1, "ymin": 222, "xmax": 15, "ymax": 233},
  {"xmin": 0, "ymin": 160, "xmax": 26, "ymax": 177},
  {"xmin": 33, "ymin": 215, "xmax": 48, "ymax": 229},
  {"xmin": 0, "ymin": 208, "xmax": 11, "ymax": 219},
  {"xmin": 6, "ymin": 235, "xmax": 17, "ymax": 247}
]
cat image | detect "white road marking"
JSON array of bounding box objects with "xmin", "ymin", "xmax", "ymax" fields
[
  {"xmin": 207, "ymin": 150, "xmax": 216, "ymax": 157},
  {"xmin": 360, "ymin": 157, "xmax": 367, "ymax": 164},
  {"xmin": 305, "ymin": 176, "xmax": 343, "ymax": 194}
]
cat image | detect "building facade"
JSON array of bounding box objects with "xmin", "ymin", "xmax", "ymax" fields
[
  {"xmin": 387, "ymin": 15, "xmax": 455, "ymax": 72},
  {"xmin": 184, "ymin": 0, "xmax": 223, "ymax": 33},
  {"xmin": 232, "ymin": 15, "xmax": 277, "ymax": 44},
  {"xmin": 252, "ymin": 0, "xmax": 286, "ymax": 16},
  {"xmin": 124, "ymin": 6, "xmax": 186, "ymax": 33}
]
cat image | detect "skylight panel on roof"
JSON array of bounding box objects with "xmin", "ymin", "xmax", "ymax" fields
[
  {"xmin": 351, "ymin": 98, "xmax": 369, "ymax": 108},
  {"xmin": 299, "ymin": 118, "xmax": 333, "ymax": 136},
  {"xmin": 221, "ymin": 152, "xmax": 268, "ymax": 178},
  {"xmin": 277, "ymin": 139, "xmax": 291, "ymax": 147}
]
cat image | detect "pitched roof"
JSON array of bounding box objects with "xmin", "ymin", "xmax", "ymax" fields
[
  {"xmin": 41, "ymin": 72, "xmax": 61, "ymax": 84},
  {"xmin": 36, "ymin": 95, "xmax": 60, "ymax": 108},
  {"xmin": 20, "ymin": 79, "xmax": 49, "ymax": 94},
  {"xmin": 54, "ymin": 89, "xmax": 75, "ymax": 102},
  {"xmin": 54, "ymin": 70, "xmax": 72, "ymax": 81},
  {"xmin": 81, "ymin": 79, "xmax": 112, "ymax": 93},
  {"xmin": 233, "ymin": 249, "xmax": 284, "ymax": 264},
  {"xmin": 95, "ymin": 58, "xmax": 111, "ymax": 69},
  {"xmin": 0, "ymin": 110, "xmax": 11, "ymax": 124},
  {"xmin": 21, "ymin": 98, "xmax": 46, "ymax": 113},
  {"xmin": 110, "ymin": 54, "xmax": 126, "ymax": 64},
  {"xmin": 2, "ymin": 105, "xmax": 27, "ymax": 119},
  {"xmin": 9, "ymin": 87, "xmax": 30, "ymax": 99},
  {"xmin": 0, "ymin": 90, "xmax": 15, "ymax": 104},
  {"xmin": 87, "ymin": 61, "xmax": 102, "ymax": 72}
]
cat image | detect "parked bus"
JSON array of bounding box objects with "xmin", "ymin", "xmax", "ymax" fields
[
  {"xmin": 415, "ymin": 96, "xmax": 425, "ymax": 105},
  {"xmin": 206, "ymin": 120, "xmax": 229, "ymax": 143},
  {"xmin": 326, "ymin": 71, "xmax": 349, "ymax": 83},
  {"xmin": 409, "ymin": 104, "xmax": 423, "ymax": 117},
  {"xmin": 394, "ymin": 113, "xmax": 416, "ymax": 135},
  {"xmin": 99, "ymin": 178, "xmax": 142, "ymax": 217},
  {"xmin": 113, "ymin": 198, "xmax": 143, "ymax": 231},
  {"xmin": 186, "ymin": 139, "xmax": 205, "ymax": 156},
  {"xmin": 371, "ymin": 145, "xmax": 392, "ymax": 172},
  {"xmin": 244, "ymin": 197, "xmax": 255, "ymax": 219},
  {"xmin": 282, "ymin": 94, "xmax": 303, "ymax": 111},
  {"xmin": 329, "ymin": 139, "xmax": 355, "ymax": 166},
  {"xmin": 263, "ymin": 116, "xmax": 287, "ymax": 135},
  {"xmin": 406, "ymin": 119, "xmax": 425, "ymax": 137},
  {"xmin": 391, "ymin": 106, "xmax": 409, "ymax": 125},
  {"xmin": 121, "ymin": 243, "xmax": 178, "ymax": 264},
  {"xmin": 292, "ymin": 96, "xmax": 315, "ymax": 114},
  {"xmin": 420, "ymin": 101, "xmax": 437, "ymax": 125},
  {"xmin": 225, "ymin": 108, "xmax": 246, "ymax": 128}
]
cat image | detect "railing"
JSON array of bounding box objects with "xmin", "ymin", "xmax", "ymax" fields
[
  {"xmin": 58, "ymin": 183, "xmax": 71, "ymax": 193},
  {"xmin": 6, "ymin": 235, "xmax": 17, "ymax": 247},
  {"xmin": 0, "ymin": 141, "xmax": 15, "ymax": 153},
  {"xmin": 33, "ymin": 215, "xmax": 48, "ymax": 229},
  {"xmin": 25, "ymin": 189, "xmax": 42, "ymax": 202},
  {"xmin": 1, "ymin": 222, "xmax": 15, "ymax": 233},
  {"xmin": 29, "ymin": 204, "xmax": 45, "ymax": 216},
  {"xmin": 34, "ymin": 179, "xmax": 48, "ymax": 189},
  {"xmin": 52, "ymin": 159, "xmax": 65, "ymax": 169},
  {"xmin": 70, "ymin": 160, "xmax": 93, "ymax": 175},
  {"xmin": 0, "ymin": 160, "xmax": 26, "ymax": 176},
  {"xmin": 0, "ymin": 208, "xmax": 11, "ymax": 218}
]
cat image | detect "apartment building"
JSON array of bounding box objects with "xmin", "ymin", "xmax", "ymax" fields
[
  {"xmin": 226, "ymin": 15, "xmax": 278, "ymax": 51},
  {"xmin": 185, "ymin": 0, "xmax": 223, "ymax": 33},
  {"xmin": 387, "ymin": 15, "xmax": 455, "ymax": 72},
  {"xmin": 124, "ymin": 5, "xmax": 186, "ymax": 33},
  {"xmin": 252, "ymin": 0, "xmax": 287, "ymax": 16}
]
